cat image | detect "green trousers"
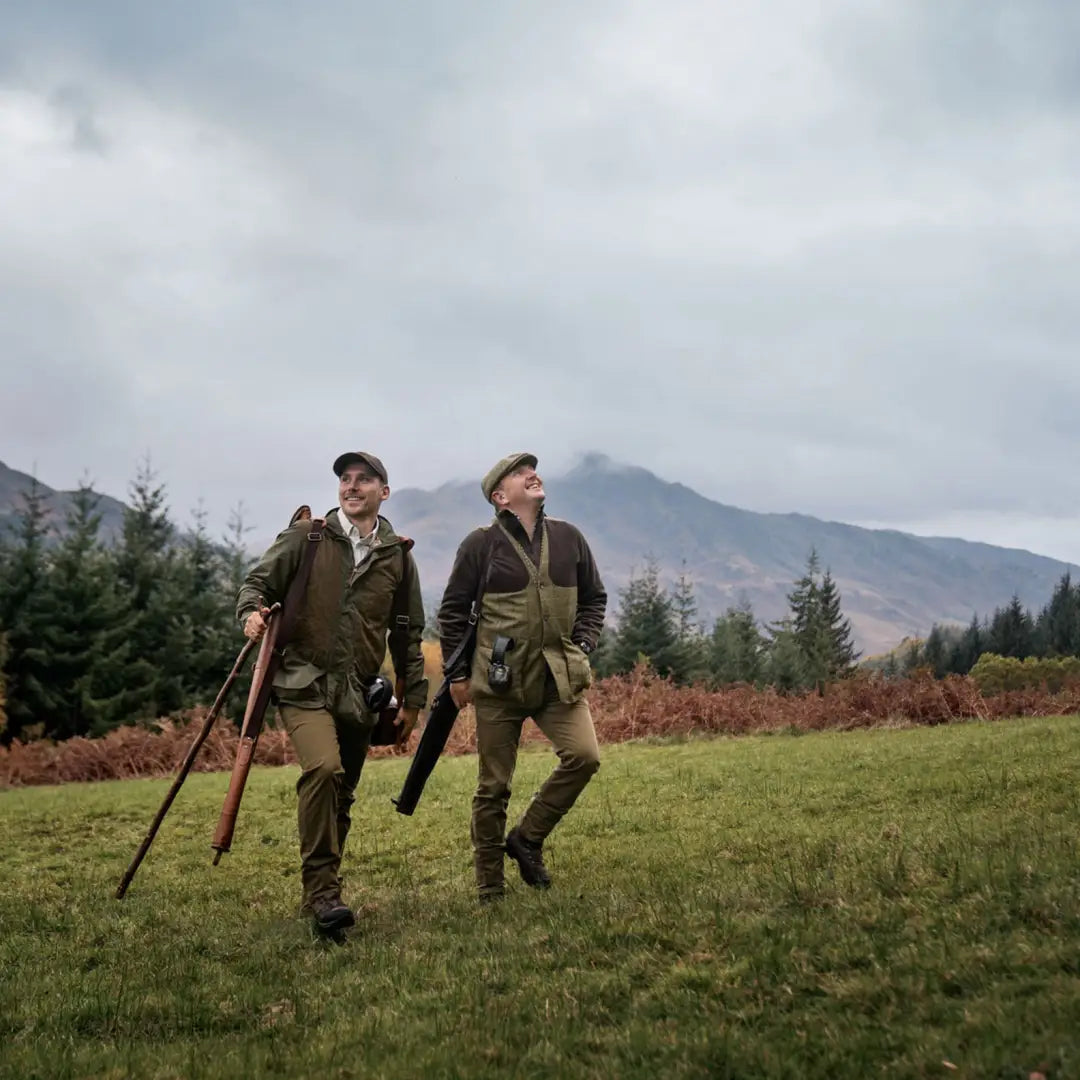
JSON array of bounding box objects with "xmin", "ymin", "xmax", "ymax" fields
[
  {"xmin": 278, "ymin": 703, "xmax": 373, "ymax": 904},
  {"xmin": 472, "ymin": 688, "xmax": 601, "ymax": 892}
]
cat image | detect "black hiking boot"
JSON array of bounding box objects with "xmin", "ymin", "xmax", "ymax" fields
[
  {"xmin": 310, "ymin": 894, "xmax": 356, "ymax": 934},
  {"xmin": 505, "ymin": 828, "xmax": 551, "ymax": 889},
  {"xmin": 478, "ymin": 886, "xmax": 505, "ymax": 907}
]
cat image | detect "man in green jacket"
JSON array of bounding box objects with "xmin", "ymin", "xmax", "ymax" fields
[
  {"xmin": 438, "ymin": 453, "xmax": 607, "ymax": 904},
  {"xmin": 238, "ymin": 451, "xmax": 428, "ymax": 932}
]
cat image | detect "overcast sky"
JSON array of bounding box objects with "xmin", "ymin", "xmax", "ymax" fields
[{"xmin": 2, "ymin": 1, "xmax": 1079, "ymax": 560}]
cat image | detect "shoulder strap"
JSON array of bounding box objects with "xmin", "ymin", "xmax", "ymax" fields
[
  {"xmin": 274, "ymin": 518, "xmax": 327, "ymax": 654},
  {"xmin": 494, "ymin": 519, "xmax": 546, "ymax": 584},
  {"xmin": 386, "ymin": 537, "xmax": 416, "ymax": 677},
  {"xmin": 440, "ymin": 526, "xmax": 499, "ymax": 676}
]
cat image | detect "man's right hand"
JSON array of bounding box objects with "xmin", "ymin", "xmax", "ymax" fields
[
  {"xmin": 449, "ymin": 679, "xmax": 472, "ymax": 709},
  {"xmin": 243, "ymin": 607, "xmax": 272, "ymax": 642}
]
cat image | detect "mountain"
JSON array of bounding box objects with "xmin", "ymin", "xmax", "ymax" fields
[
  {"xmin": 1, "ymin": 454, "xmax": 1072, "ymax": 656},
  {"xmin": 0, "ymin": 460, "xmax": 127, "ymax": 544},
  {"xmin": 387, "ymin": 453, "xmax": 1073, "ymax": 656}
]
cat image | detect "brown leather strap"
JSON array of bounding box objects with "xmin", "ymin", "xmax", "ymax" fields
[{"xmin": 275, "ymin": 519, "xmax": 327, "ymax": 655}]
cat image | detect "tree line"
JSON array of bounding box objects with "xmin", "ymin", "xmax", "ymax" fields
[
  {"xmin": 0, "ymin": 456, "xmax": 864, "ymax": 743},
  {"xmin": 0, "ymin": 466, "xmax": 252, "ymax": 744},
  {"xmin": 591, "ymin": 550, "xmax": 859, "ymax": 691},
  {"xmin": 894, "ymin": 574, "xmax": 1080, "ymax": 679}
]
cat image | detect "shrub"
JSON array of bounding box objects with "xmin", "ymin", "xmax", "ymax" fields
[
  {"xmin": 5, "ymin": 663, "xmax": 1080, "ymax": 789},
  {"xmin": 969, "ymin": 653, "xmax": 1080, "ymax": 695}
]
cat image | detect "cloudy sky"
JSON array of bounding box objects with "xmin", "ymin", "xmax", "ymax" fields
[{"xmin": 2, "ymin": 1, "xmax": 1079, "ymax": 559}]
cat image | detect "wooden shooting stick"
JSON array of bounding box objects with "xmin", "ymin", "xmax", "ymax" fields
[
  {"xmin": 115, "ymin": 638, "xmax": 256, "ymax": 899},
  {"xmin": 211, "ymin": 603, "xmax": 282, "ymax": 864}
]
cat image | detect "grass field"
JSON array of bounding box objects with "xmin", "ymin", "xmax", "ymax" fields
[{"xmin": 2, "ymin": 718, "xmax": 1079, "ymax": 1080}]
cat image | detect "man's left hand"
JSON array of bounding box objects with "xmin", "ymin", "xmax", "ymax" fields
[{"xmin": 395, "ymin": 706, "xmax": 420, "ymax": 750}]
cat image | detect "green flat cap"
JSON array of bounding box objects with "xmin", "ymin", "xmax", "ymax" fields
[{"xmin": 481, "ymin": 452, "xmax": 538, "ymax": 502}]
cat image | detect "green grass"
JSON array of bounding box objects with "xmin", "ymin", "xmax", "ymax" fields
[{"xmin": 2, "ymin": 718, "xmax": 1080, "ymax": 1080}]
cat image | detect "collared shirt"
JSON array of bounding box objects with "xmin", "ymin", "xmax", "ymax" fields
[{"xmin": 343, "ymin": 515, "xmax": 380, "ymax": 567}]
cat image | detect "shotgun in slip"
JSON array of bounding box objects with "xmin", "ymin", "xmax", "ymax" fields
[
  {"xmin": 211, "ymin": 602, "xmax": 282, "ymax": 864},
  {"xmin": 115, "ymin": 638, "xmax": 256, "ymax": 899}
]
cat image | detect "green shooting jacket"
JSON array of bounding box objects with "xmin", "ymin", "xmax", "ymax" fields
[{"xmin": 237, "ymin": 509, "xmax": 428, "ymax": 721}]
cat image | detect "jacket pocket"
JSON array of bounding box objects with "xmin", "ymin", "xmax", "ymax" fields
[
  {"xmin": 563, "ymin": 638, "xmax": 593, "ymax": 696},
  {"xmin": 334, "ymin": 672, "xmax": 376, "ymax": 730}
]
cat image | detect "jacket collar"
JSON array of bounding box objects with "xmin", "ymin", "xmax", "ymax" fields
[
  {"xmin": 496, "ymin": 505, "xmax": 546, "ymax": 543},
  {"xmin": 325, "ymin": 508, "xmax": 402, "ymax": 546}
]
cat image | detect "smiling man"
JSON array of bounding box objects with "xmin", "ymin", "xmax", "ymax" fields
[
  {"xmin": 237, "ymin": 451, "xmax": 427, "ymax": 933},
  {"xmin": 438, "ymin": 453, "xmax": 607, "ymax": 904}
]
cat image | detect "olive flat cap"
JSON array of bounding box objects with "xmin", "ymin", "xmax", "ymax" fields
[
  {"xmin": 333, "ymin": 451, "xmax": 388, "ymax": 484},
  {"xmin": 481, "ymin": 452, "xmax": 538, "ymax": 502}
]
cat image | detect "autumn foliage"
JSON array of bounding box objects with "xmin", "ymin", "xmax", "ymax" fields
[{"xmin": 3, "ymin": 665, "xmax": 1080, "ymax": 789}]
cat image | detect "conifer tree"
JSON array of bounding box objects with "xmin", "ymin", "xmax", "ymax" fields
[
  {"xmin": 669, "ymin": 564, "xmax": 708, "ymax": 683},
  {"xmin": 709, "ymin": 604, "xmax": 764, "ymax": 686},
  {"xmin": 166, "ymin": 504, "xmax": 241, "ymax": 703},
  {"xmin": 922, "ymin": 625, "xmax": 949, "ymax": 679},
  {"xmin": 946, "ymin": 615, "xmax": 984, "ymax": 674},
  {"xmin": 0, "ymin": 479, "xmax": 59, "ymax": 741},
  {"xmin": 763, "ymin": 618, "xmax": 806, "ymax": 693},
  {"xmin": 1036, "ymin": 573, "xmax": 1080, "ymax": 658},
  {"xmin": 114, "ymin": 459, "xmax": 182, "ymax": 716},
  {"xmin": 42, "ymin": 484, "xmax": 138, "ymax": 738},
  {"xmin": 785, "ymin": 549, "xmax": 857, "ymax": 688},
  {"xmin": 0, "ymin": 633, "xmax": 7, "ymax": 735},
  {"xmin": 609, "ymin": 558, "xmax": 681, "ymax": 678},
  {"xmin": 818, "ymin": 568, "xmax": 859, "ymax": 674},
  {"xmin": 986, "ymin": 596, "xmax": 1036, "ymax": 659}
]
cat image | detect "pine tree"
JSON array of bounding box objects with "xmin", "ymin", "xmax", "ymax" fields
[
  {"xmin": 947, "ymin": 615, "xmax": 984, "ymax": 674},
  {"xmin": 709, "ymin": 604, "xmax": 764, "ymax": 686},
  {"xmin": 42, "ymin": 484, "xmax": 139, "ymax": 738},
  {"xmin": 114, "ymin": 459, "xmax": 182, "ymax": 717},
  {"xmin": 668, "ymin": 564, "xmax": 708, "ymax": 683},
  {"xmin": 986, "ymin": 596, "xmax": 1036, "ymax": 659},
  {"xmin": 609, "ymin": 559, "xmax": 680, "ymax": 677},
  {"xmin": 786, "ymin": 550, "xmax": 829, "ymax": 689},
  {"xmin": 818, "ymin": 569, "xmax": 859, "ymax": 675},
  {"xmin": 784, "ymin": 550, "xmax": 858, "ymax": 688},
  {"xmin": 922, "ymin": 624, "xmax": 949, "ymax": 678},
  {"xmin": 763, "ymin": 618, "xmax": 807, "ymax": 693},
  {"xmin": 222, "ymin": 502, "xmax": 255, "ymax": 605},
  {"xmin": 589, "ymin": 626, "xmax": 618, "ymax": 679},
  {"xmin": 0, "ymin": 632, "xmax": 7, "ymax": 735},
  {"xmin": 1036, "ymin": 573, "xmax": 1080, "ymax": 658},
  {"xmin": 0, "ymin": 479, "xmax": 59, "ymax": 741},
  {"xmin": 165, "ymin": 504, "xmax": 239, "ymax": 705},
  {"xmin": 902, "ymin": 638, "xmax": 923, "ymax": 674}
]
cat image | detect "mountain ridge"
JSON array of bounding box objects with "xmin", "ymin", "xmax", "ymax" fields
[
  {"xmin": 0, "ymin": 460, "xmax": 127, "ymax": 543},
  {"xmin": 387, "ymin": 454, "xmax": 1072, "ymax": 656},
  {"xmin": 0, "ymin": 455, "xmax": 1072, "ymax": 656}
]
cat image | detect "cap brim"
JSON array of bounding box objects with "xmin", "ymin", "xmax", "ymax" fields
[{"xmin": 333, "ymin": 453, "xmax": 387, "ymax": 482}]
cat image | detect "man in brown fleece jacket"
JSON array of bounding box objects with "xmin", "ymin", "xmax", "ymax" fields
[{"xmin": 438, "ymin": 453, "xmax": 607, "ymax": 903}]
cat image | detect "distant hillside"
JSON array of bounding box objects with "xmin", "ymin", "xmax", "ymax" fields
[
  {"xmin": 388, "ymin": 453, "xmax": 1073, "ymax": 656},
  {"xmin": 2, "ymin": 454, "xmax": 1072, "ymax": 656},
  {"xmin": 0, "ymin": 461, "xmax": 127, "ymax": 544}
]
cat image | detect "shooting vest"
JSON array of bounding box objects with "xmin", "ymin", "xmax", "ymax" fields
[{"xmin": 469, "ymin": 520, "xmax": 593, "ymax": 708}]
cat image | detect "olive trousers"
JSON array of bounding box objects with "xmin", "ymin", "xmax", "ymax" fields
[
  {"xmin": 278, "ymin": 703, "xmax": 373, "ymax": 904},
  {"xmin": 472, "ymin": 691, "xmax": 601, "ymax": 893}
]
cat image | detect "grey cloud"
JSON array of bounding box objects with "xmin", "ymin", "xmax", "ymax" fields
[{"xmin": 1, "ymin": 1, "xmax": 1078, "ymax": 562}]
